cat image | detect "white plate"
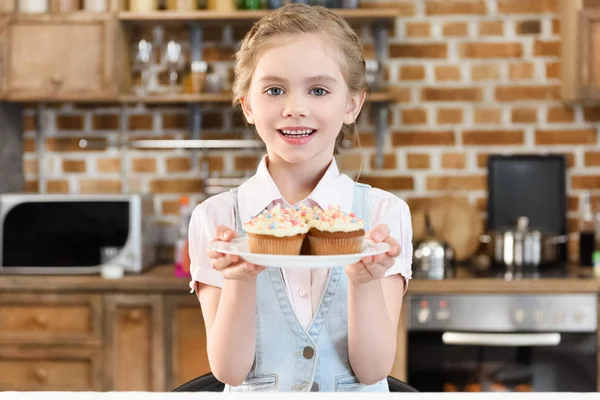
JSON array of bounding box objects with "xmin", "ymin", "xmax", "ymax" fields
[{"xmin": 210, "ymin": 237, "xmax": 391, "ymax": 269}]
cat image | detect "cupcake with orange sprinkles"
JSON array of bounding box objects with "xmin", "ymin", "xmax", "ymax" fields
[
  {"xmin": 307, "ymin": 205, "xmax": 365, "ymax": 255},
  {"xmin": 243, "ymin": 204, "xmax": 309, "ymax": 255}
]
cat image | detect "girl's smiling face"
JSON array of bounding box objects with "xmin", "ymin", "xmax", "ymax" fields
[{"xmin": 240, "ymin": 33, "xmax": 365, "ymax": 166}]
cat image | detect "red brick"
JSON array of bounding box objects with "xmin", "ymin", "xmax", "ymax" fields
[
  {"xmin": 389, "ymin": 87, "xmax": 412, "ymax": 103},
  {"xmin": 546, "ymin": 62, "xmax": 560, "ymax": 79},
  {"xmin": 583, "ymin": 107, "xmax": 600, "ymax": 122},
  {"xmin": 406, "ymin": 153, "xmax": 430, "ymax": 169},
  {"xmin": 572, "ymin": 175, "xmax": 600, "ymax": 190},
  {"xmin": 56, "ymin": 115, "xmax": 83, "ymax": 131},
  {"xmin": 435, "ymin": 65, "xmax": 461, "ymax": 81},
  {"xmin": 80, "ymin": 180, "xmax": 122, "ymax": 194},
  {"xmin": 132, "ymin": 158, "xmax": 157, "ymax": 173},
  {"xmin": 370, "ymin": 154, "xmax": 397, "ymax": 170},
  {"xmin": 128, "ymin": 115, "xmax": 153, "ymax": 130},
  {"xmin": 389, "ymin": 43, "xmax": 448, "ymax": 59},
  {"xmin": 235, "ymin": 155, "xmax": 261, "ymax": 171},
  {"xmin": 337, "ymin": 154, "xmax": 363, "ymax": 170},
  {"xmin": 437, "ymin": 109, "xmax": 463, "ymax": 124},
  {"xmin": 426, "ymin": 175, "xmax": 486, "ymax": 191},
  {"xmin": 584, "ymin": 152, "xmax": 600, "ymax": 166},
  {"xmin": 509, "ymin": 63, "xmax": 534, "ymax": 80},
  {"xmin": 463, "ymin": 130, "xmax": 525, "ymax": 145},
  {"xmin": 400, "ymin": 65, "xmax": 425, "ymax": 81},
  {"xmin": 23, "ymin": 115, "xmax": 36, "ymax": 131},
  {"xmin": 360, "ymin": 2, "xmax": 415, "ymax": 16},
  {"xmin": 62, "ymin": 160, "xmax": 86, "ymax": 173},
  {"xmin": 425, "ymin": 1, "xmax": 487, "ymax": 15},
  {"xmin": 162, "ymin": 200, "xmax": 180, "ymax": 216},
  {"xmin": 358, "ymin": 175, "xmax": 414, "ymax": 191},
  {"xmin": 512, "ymin": 108, "xmax": 538, "ymax": 123},
  {"xmin": 47, "ymin": 180, "xmax": 69, "ymax": 194},
  {"xmin": 166, "ymin": 157, "xmax": 191, "ymax": 172},
  {"xmin": 568, "ymin": 196, "xmax": 579, "ymax": 212},
  {"xmin": 201, "ymin": 155, "xmax": 225, "ymax": 171},
  {"xmin": 535, "ymin": 129, "xmax": 597, "ymax": 145},
  {"xmin": 23, "ymin": 160, "xmax": 37, "ymax": 175},
  {"xmin": 495, "ymin": 86, "xmax": 560, "ymax": 101},
  {"xmin": 497, "ymin": 0, "xmax": 559, "ymax": 14},
  {"xmin": 402, "ymin": 109, "xmax": 428, "ymax": 125},
  {"xmin": 393, "ymin": 131, "xmax": 455, "ymax": 146},
  {"xmin": 517, "ymin": 20, "xmax": 542, "ymax": 34},
  {"xmin": 547, "ymin": 106, "xmax": 575, "ymax": 123},
  {"xmin": 150, "ymin": 179, "xmax": 203, "ymax": 193},
  {"xmin": 24, "ymin": 181, "xmax": 38, "ymax": 193},
  {"xmin": 406, "ymin": 22, "xmax": 430, "ymax": 37},
  {"xmin": 475, "ymin": 108, "xmax": 502, "ymax": 124},
  {"xmin": 93, "ymin": 114, "xmax": 119, "ymax": 130},
  {"xmin": 534, "ymin": 40, "xmax": 560, "ymax": 57},
  {"xmin": 471, "ymin": 64, "xmax": 500, "ymax": 80},
  {"xmin": 97, "ymin": 158, "xmax": 121, "ymax": 173},
  {"xmin": 461, "ymin": 42, "xmax": 522, "ymax": 58},
  {"xmin": 46, "ymin": 137, "xmax": 106, "ymax": 152},
  {"xmin": 443, "ymin": 22, "xmax": 468, "ymax": 37},
  {"xmin": 479, "ymin": 21, "xmax": 504, "ymax": 36},
  {"xmin": 163, "ymin": 113, "xmax": 187, "ymax": 129},
  {"xmin": 552, "ymin": 19, "xmax": 560, "ymax": 34},
  {"xmin": 441, "ymin": 153, "xmax": 467, "ymax": 169},
  {"xmin": 421, "ymin": 87, "xmax": 482, "ymax": 102}
]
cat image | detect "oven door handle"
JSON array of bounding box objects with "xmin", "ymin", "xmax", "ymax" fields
[{"xmin": 442, "ymin": 332, "xmax": 561, "ymax": 347}]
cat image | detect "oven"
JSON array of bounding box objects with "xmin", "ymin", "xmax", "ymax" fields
[{"xmin": 407, "ymin": 294, "xmax": 598, "ymax": 392}]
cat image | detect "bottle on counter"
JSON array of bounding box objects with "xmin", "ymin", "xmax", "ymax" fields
[
  {"xmin": 174, "ymin": 196, "xmax": 193, "ymax": 278},
  {"xmin": 579, "ymin": 192, "xmax": 595, "ymax": 267}
]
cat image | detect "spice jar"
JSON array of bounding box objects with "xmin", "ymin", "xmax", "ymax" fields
[
  {"xmin": 84, "ymin": 0, "xmax": 106, "ymax": 11},
  {"xmin": 18, "ymin": 0, "xmax": 49, "ymax": 13},
  {"xmin": 130, "ymin": 0, "xmax": 157, "ymax": 11},
  {"xmin": 166, "ymin": 0, "xmax": 196, "ymax": 10}
]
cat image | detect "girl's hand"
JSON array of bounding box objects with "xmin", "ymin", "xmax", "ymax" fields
[
  {"xmin": 207, "ymin": 225, "xmax": 266, "ymax": 281},
  {"xmin": 345, "ymin": 224, "xmax": 401, "ymax": 285}
]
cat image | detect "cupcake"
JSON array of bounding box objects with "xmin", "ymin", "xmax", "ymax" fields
[
  {"xmin": 243, "ymin": 204, "xmax": 309, "ymax": 255},
  {"xmin": 307, "ymin": 205, "xmax": 365, "ymax": 255}
]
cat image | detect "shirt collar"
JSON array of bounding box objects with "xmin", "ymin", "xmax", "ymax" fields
[{"xmin": 237, "ymin": 155, "xmax": 354, "ymax": 224}]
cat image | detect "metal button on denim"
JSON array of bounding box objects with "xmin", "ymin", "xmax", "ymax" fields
[{"xmin": 303, "ymin": 346, "xmax": 315, "ymax": 359}]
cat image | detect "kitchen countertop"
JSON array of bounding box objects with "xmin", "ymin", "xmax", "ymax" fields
[{"xmin": 0, "ymin": 264, "xmax": 598, "ymax": 294}]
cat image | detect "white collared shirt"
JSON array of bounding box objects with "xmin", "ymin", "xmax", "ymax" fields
[{"xmin": 189, "ymin": 155, "xmax": 413, "ymax": 329}]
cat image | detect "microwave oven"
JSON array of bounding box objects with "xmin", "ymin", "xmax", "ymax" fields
[{"xmin": 0, "ymin": 194, "xmax": 157, "ymax": 274}]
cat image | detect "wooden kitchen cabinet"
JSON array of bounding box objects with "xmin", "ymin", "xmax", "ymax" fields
[
  {"xmin": 0, "ymin": 347, "xmax": 102, "ymax": 391},
  {"xmin": 165, "ymin": 295, "xmax": 210, "ymax": 391},
  {"xmin": 103, "ymin": 294, "xmax": 166, "ymax": 392},
  {"xmin": 3, "ymin": 13, "xmax": 122, "ymax": 101},
  {"xmin": 561, "ymin": 0, "xmax": 600, "ymax": 102}
]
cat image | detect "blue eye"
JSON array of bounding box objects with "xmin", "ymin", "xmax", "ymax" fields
[
  {"xmin": 311, "ymin": 87, "xmax": 328, "ymax": 96},
  {"xmin": 266, "ymin": 87, "xmax": 284, "ymax": 96}
]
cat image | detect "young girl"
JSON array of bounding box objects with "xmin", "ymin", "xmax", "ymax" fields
[{"xmin": 188, "ymin": 3, "xmax": 412, "ymax": 392}]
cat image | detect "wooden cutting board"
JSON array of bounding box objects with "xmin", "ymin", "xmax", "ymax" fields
[{"xmin": 411, "ymin": 197, "xmax": 484, "ymax": 262}]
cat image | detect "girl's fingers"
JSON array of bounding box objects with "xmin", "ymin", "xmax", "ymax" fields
[
  {"xmin": 212, "ymin": 256, "xmax": 234, "ymax": 271},
  {"xmin": 215, "ymin": 225, "xmax": 236, "ymax": 242}
]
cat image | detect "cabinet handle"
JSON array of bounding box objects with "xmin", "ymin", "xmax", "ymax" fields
[
  {"xmin": 33, "ymin": 368, "xmax": 48, "ymax": 383},
  {"xmin": 33, "ymin": 315, "xmax": 48, "ymax": 329},
  {"xmin": 126, "ymin": 309, "xmax": 142, "ymax": 323},
  {"xmin": 51, "ymin": 74, "xmax": 63, "ymax": 85}
]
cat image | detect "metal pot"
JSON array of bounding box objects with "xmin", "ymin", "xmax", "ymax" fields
[
  {"xmin": 480, "ymin": 216, "xmax": 567, "ymax": 267},
  {"xmin": 413, "ymin": 213, "xmax": 454, "ymax": 280}
]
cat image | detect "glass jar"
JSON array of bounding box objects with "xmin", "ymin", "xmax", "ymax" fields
[
  {"xmin": 130, "ymin": 0, "xmax": 157, "ymax": 11},
  {"xmin": 18, "ymin": 0, "xmax": 49, "ymax": 13},
  {"xmin": 84, "ymin": 0, "xmax": 106, "ymax": 11}
]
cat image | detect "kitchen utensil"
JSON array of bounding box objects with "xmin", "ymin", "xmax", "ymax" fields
[
  {"xmin": 165, "ymin": 40, "xmax": 184, "ymax": 93},
  {"xmin": 413, "ymin": 213, "xmax": 454, "ymax": 280},
  {"xmin": 210, "ymin": 237, "xmax": 390, "ymax": 269},
  {"xmin": 411, "ymin": 196, "xmax": 483, "ymax": 262},
  {"xmin": 480, "ymin": 216, "xmax": 568, "ymax": 267},
  {"xmin": 487, "ymin": 154, "xmax": 567, "ymax": 264}
]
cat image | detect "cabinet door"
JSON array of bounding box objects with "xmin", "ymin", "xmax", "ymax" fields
[
  {"xmin": 5, "ymin": 14, "xmax": 118, "ymax": 101},
  {"xmin": 165, "ymin": 294, "xmax": 210, "ymax": 390},
  {"xmin": 0, "ymin": 347, "xmax": 102, "ymax": 391},
  {"xmin": 104, "ymin": 294, "xmax": 165, "ymax": 392}
]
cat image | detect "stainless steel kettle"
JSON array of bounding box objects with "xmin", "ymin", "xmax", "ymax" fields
[{"xmin": 413, "ymin": 213, "xmax": 454, "ymax": 280}]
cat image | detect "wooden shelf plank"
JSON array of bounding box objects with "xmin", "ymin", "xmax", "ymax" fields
[
  {"xmin": 118, "ymin": 9, "xmax": 397, "ymax": 23},
  {"xmin": 118, "ymin": 91, "xmax": 395, "ymax": 104}
]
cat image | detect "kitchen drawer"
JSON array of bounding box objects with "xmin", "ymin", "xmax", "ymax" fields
[
  {"xmin": 0, "ymin": 294, "xmax": 102, "ymax": 345},
  {"xmin": 0, "ymin": 347, "xmax": 102, "ymax": 391}
]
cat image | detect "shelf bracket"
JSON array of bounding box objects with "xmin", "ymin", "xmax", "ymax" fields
[{"xmin": 372, "ymin": 22, "xmax": 389, "ymax": 170}]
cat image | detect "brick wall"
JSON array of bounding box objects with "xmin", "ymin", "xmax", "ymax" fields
[{"xmin": 21, "ymin": 0, "xmax": 600, "ymax": 262}]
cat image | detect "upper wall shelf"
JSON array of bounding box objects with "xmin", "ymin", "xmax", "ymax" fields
[{"xmin": 118, "ymin": 9, "xmax": 398, "ymax": 24}]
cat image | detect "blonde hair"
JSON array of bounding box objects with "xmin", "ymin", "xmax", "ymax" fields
[{"xmin": 232, "ymin": 3, "xmax": 367, "ymax": 154}]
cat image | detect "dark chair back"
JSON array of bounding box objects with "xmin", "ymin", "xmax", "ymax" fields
[{"xmin": 172, "ymin": 373, "xmax": 418, "ymax": 392}]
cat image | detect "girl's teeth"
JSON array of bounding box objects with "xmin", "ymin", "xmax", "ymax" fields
[{"xmin": 281, "ymin": 129, "xmax": 314, "ymax": 136}]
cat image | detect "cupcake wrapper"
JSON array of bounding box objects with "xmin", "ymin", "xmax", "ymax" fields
[
  {"xmin": 247, "ymin": 233, "xmax": 305, "ymax": 255},
  {"xmin": 307, "ymin": 235, "xmax": 363, "ymax": 256}
]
